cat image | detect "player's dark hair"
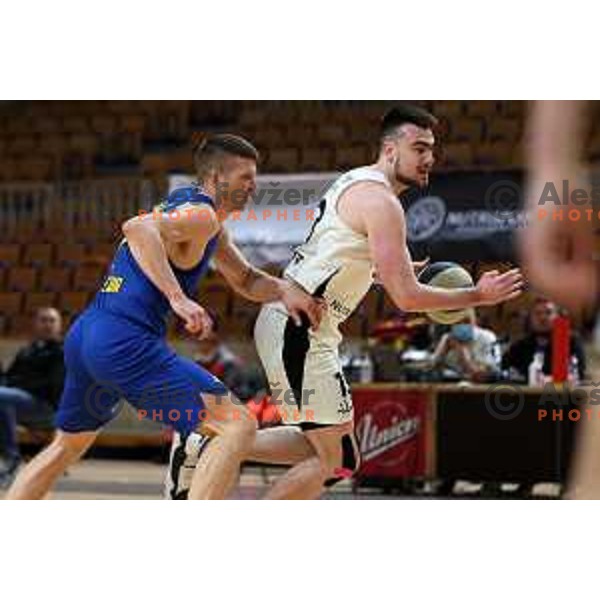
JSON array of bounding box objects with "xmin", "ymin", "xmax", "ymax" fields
[
  {"xmin": 192, "ymin": 133, "xmax": 259, "ymax": 180},
  {"xmin": 380, "ymin": 104, "xmax": 438, "ymax": 141}
]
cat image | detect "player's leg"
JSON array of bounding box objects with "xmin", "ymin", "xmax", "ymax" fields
[
  {"xmin": 5, "ymin": 376, "xmax": 119, "ymax": 500},
  {"xmin": 263, "ymin": 455, "xmax": 325, "ymax": 500},
  {"xmin": 5, "ymin": 430, "xmax": 97, "ymax": 499},
  {"xmin": 187, "ymin": 391, "xmax": 257, "ymax": 500},
  {"xmin": 264, "ymin": 421, "xmax": 359, "ymax": 500},
  {"xmin": 254, "ymin": 303, "xmax": 361, "ymax": 499},
  {"xmin": 6, "ymin": 314, "xmax": 120, "ymax": 500},
  {"xmin": 164, "ymin": 424, "xmax": 316, "ymax": 499},
  {"xmin": 130, "ymin": 350, "xmax": 258, "ymax": 501},
  {"xmin": 247, "ymin": 425, "xmax": 316, "ymax": 465}
]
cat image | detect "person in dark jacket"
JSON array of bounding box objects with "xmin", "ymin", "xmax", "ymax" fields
[
  {"xmin": 0, "ymin": 307, "xmax": 65, "ymax": 483},
  {"xmin": 502, "ymin": 298, "xmax": 586, "ymax": 382}
]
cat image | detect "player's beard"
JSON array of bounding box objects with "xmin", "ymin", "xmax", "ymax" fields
[{"xmin": 393, "ymin": 157, "xmax": 426, "ymax": 190}]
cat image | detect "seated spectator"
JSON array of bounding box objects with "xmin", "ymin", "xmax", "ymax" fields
[
  {"xmin": 0, "ymin": 307, "xmax": 65, "ymax": 484},
  {"xmin": 502, "ymin": 298, "xmax": 586, "ymax": 383},
  {"xmin": 432, "ymin": 310, "xmax": 500, "ymax": 382}
]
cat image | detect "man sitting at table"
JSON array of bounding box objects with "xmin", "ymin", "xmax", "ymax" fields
[{"xmin": 502, "ymin": 297, "xmax": 586, "ymax": 383}]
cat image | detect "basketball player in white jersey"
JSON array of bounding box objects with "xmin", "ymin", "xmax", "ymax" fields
[{"xmin": 166, "ymin": 104, "xmax": 524, "ymax": 499}]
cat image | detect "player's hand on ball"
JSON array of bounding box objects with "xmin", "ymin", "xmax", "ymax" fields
[
  {"xmin": 412, "ymin": 257, "xmax": 430, "ymax": 275},
  {"xmin": 169, "ymin": 294, "xmax": 213, "ymax": 338},
  {"xmin": 280, "ymin": 280, "xmax": 326, "ymax": 330},
  {"xmin": 475, "ymin": 268, "xmax": 524, "ymax": 306}
]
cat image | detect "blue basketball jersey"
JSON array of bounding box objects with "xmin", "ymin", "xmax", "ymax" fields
[{"xmin": 90, "ymin": 186, "xmax": 218, "ymax": 336}]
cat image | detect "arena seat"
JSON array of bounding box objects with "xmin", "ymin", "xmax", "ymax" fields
[
  {"xmin": 7, "ymin": 267, "xmax": 37, "ymax": 292},
  {"xmin": 266, "ymin": 147, "xmax": 300, "ymax": 172},
  {"xmin": 335, "ymin": 145, "xmax": 370, "ymax": 170},
  {"xmin": 475, "ymin": 142, "xmax": 514, "ymax": 167},
  {"xmin": 23, "ymin": 242, "xmax": 54, "ymax": 267},
  {"xmin": 38, "ymin": 133, "xmax": 68, "ymax": 156},
  {"xmin": 73, "ymin": 264, "xmax": 108, "ymax": 291},
  {"xmin": 55, "ymin": 243, "xmax": 86, "ymax": 267},
  {"xmin": 0, "ymin": 244, "xmax": 21, "ymax": 267},
  {"xmin": 121, "ymin": 114, "xmax": 145, "ymax": 133},
  {"xmin": 0, "ymin": 292, "xmax": 23, "ymax": 316},
  {"xmin": 318, "ymin": 123, "xmax": 346, "ymax": 146},
  {"xmin": 24, "ymin": 292, "xmax": 57, "ymax": 314},
  {"xmin": 0, "ymin": 157, "xmax": 18, "ymax": 181},
  {"xmin": 487, "ymin": 117, "xmax": 521, "ymax": 143},
  {"xmin": 40, "ymin": 266, "xmax": 72, "ymax": 292},
  {"xmin": 34, "ymin": 116, "xmax": 61, "ymax": 135},
  {"xmin": 451, "ymin": 117, "xmax": 484, "ymax": 143},
  {"xmin": 7, "ymin": 135, "xmax": 37, "ymax": 156},
  {"xmin": 467, "ymin": 100, "xmax": 499, "ymax": 118},
  {"xmin": 63, "ymin": 116, "xmax": 90, "ymax": 134},
  {"xmin": 59, "ymin": 291, "xmax": 90, "ymax": 315},
  {"xmin": 441, "ymin": 142, "xmax": 474, "ymax": 168},
  {"xmin": 91, "ymin": 115, "xmax": 118, "ymax": 135},
  {"xmin": 300, "ymin": 147, "xmax": 334, "ymax": 172},
  {"xmin": 7, "ymin": 314, "xmax": 32, "ymax": 336},
  {"xmin": 431, "ymin": 100, "xmax": 464, "ymax": 119},
  {"xmin": 0, "ymin": 100, "xmax": 533, "ymax": 185}
]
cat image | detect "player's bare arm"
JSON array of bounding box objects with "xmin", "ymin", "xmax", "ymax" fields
[
  {"xmin": 521, "ymin": 101, "xmax": 597, "ymax": 313},
  {"xmin": 339, "ymin": 181, "xmax": 523, "ymax": 311},
  {"xmin": 213, "ymin": 228, "xmax": 324, "ymax": 329},
  {"xmin": 122, "ymin": 203, "xmax": 219, "ymax": 334}
]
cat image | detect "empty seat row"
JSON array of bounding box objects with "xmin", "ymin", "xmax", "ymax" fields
[
  {"xmin": 0, "ymin": 243, "xmax": 115, "ymax": 267},
  {"xmin": 1, "ymin": 264, "xmax": 108, "ymax": 293}
]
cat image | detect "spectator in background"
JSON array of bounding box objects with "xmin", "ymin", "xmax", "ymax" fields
[
  {"xmin": 432, "ymin": 310, "xmax": 500, "ymax": 382},
  {"xmin": 0, "ymin": 307, "xmax": 65, "ymax": 484},
  {"xmin": 502, "ymin": 298, "xmax": 586, "ymax": 382}
]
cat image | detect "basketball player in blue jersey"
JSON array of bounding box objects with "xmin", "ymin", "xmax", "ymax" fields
[{"xmin": 6, "ymin": 134, "xmax": 323, "ymax": 500}]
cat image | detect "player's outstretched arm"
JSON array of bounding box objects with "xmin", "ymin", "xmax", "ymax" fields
[
  {"xmin": 213, "ymin": 229, "xmax": 324, "ymax": 329},
  {"xmin": 348, "ymin": 183, "xmax": 523, "ymax": 311},
  {"xmin": 121, "ymin": 206, "xmax": 218, "ymax": 334}
]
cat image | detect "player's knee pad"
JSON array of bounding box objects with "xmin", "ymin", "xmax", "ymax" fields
[{"xmin": 324, "ymin": 433, "xmax": 360, "ymax": 488}]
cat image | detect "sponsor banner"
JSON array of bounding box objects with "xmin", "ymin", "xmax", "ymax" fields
[
  {"xmin": 353, "ymin": 387, "xmax": 428, "ymax": 480},
  {"xmin": 403, "ymin": 171, "xmax": 524, "ymax": 262}
]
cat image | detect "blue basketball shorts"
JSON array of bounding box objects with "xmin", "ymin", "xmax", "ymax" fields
[{"xmin": 55, "ymin": 310, "xmax": 229, "ymax": 435}]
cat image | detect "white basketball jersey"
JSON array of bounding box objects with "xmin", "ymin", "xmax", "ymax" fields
[{"xmin": 284, "ymin": 166, "xmax": 392, "ymax": 347}]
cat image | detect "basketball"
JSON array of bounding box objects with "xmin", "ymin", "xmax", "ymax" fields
[{"xmin": 418, "ymin": 261, "xmax": 475, "ymax": 324}]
